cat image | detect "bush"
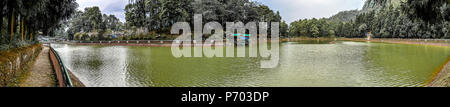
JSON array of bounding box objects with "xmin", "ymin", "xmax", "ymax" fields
[
  {"xmin": 0, "ymin": 44, "xmax": 11, "ymax": 51},
  {"xmin": 81, "ymin": 33, "xmax": 90, "ymax": 41},
  {"xmin": 74, "ymin": 32, "xmax": 82, "ymax": 40}
]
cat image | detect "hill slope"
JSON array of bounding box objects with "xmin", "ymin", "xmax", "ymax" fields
[{"xmin": 328, "ymin": 0, "xmax": 405, "ymax": 22}]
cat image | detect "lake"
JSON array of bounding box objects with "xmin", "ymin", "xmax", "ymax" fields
[{"xmin": 52, "ymin": 41, "xmax": 450, "ymax": 87}]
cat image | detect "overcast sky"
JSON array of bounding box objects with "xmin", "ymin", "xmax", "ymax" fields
[
  {"xmin": 76, "ymin": 0, "xmax": 366, "ymax": 23},
  {"xmin": 257, "ymin": 0, "xmax": 366, "ymax": 23},
  {"xmin": 76, "ymin": 0, "xmax": 128, "ymax": 22}
]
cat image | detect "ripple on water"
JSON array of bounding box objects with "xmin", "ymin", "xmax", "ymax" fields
[{"xmin": 51, "ymin": 42, "xmax": 450, "ymax": 87}]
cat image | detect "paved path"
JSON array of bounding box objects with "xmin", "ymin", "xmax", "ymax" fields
[{"xmin": 21, "ymin": 47, "xmax": 56, "ymax": 87}]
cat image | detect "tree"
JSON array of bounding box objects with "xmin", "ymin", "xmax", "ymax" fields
[
  {"xmin": 402, "ymin": 0, "xmax": 450, "ymax": 24},
  {"xmin": 311, "ymin": 26, "xmax": 319, "ymax": 38},
  {"xmin": 2, "ymin": 0, "xmax": 77, "ymax": 43},
  {"xmin": 125, "ymin": 3, "xmax": 137, "ymax": 28},
  {"xmin": 280, "ymin": 21, "xmax": 288, "ymax": 37},
  {"xmin": 159, "ymin": 0, "xmax": 192, "ymax": 32},
  {"xmin": 358, "ymin": 23, "xmax": 368, "ymax": 37},
  {"xmin": 145, "ymin": 0, "xmax": 162, "ymax": 30},
  {"xmin": 329, "ymin": 30, "xmax": 336, "ymax": 38},
  {"xmin": 67, "ymin": 6, "xmax": 123, "ymax": 40},
  {"xmin": 0, "ymin": 0, "xmax": 6, "ymax": 34},
  {"xmin": 84, "ymin": 6, "xmax": 102, "ymax": 32}
]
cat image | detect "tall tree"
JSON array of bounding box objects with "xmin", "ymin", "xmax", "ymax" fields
[
  {"xmin": 84, "ymin": 6, "xmax": 102, "ymax": 32},
  {"xmin": 280, "ymin": 21, "xmax": 289, "ymax": 37},
  {"xmin": 402, "ymin": 0, "xmax": 450, "ymax": 23}
]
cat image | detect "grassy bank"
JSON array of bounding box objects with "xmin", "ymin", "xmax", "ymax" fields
[{"xmin": 0, "ymin": 44, "xmax": 42, "ymax": 86}]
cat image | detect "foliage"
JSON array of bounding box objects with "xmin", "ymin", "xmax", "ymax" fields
[
  {"xmin": 125, "ymin": 0, "xmax": 286, "ymax": 36},
  {"xmin": 289, "ymin": 0, "xmax": 450, "ymax": 39},
  {"xmin": 0, "ymin": 0, "xmax": 78, "ymax": 47},
  {"xmin": 289, "ymin": 18, "xmax": 336, "ymax": 38},
  {"xmin": 66, "ymin": 6, "xmax": 123, "ymax": 41}
]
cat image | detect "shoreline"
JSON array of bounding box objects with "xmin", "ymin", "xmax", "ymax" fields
[
  {"xmin": 67, "ymin": 69, "xmax": 85, "ymax": 87},
  {"xmin": 337, "ymin": 38, "xmax": 450, "ymax": 87},
  {"xmin": 48, "ymin": 45, "xmax": 85, "ymax": 87},
  {"xmin": 337, "ymin": 38, "xmax": 450, "ymax": 47},
  {"xmin": 70, "ymin": 40, "xmax": 276, "ymax": 47},
  {"xmin": 428, "ymin": 58, "xmax": 450, "ymax": 87}
]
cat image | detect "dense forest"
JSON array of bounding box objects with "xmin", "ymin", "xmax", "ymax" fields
[
  {"xmin": 123, "ymin": 0, "xmax": 289, "ymax": 40},
  {"xmin": 0, "ymin": 0, "xmax": 78, "ymax": 50},
  {"xmin": 289, "ymin": 0, "xmax": 450, "ymax": 39},
  {"xmin": 2, "ymin": 0, "xmax": 450, "ymax": 45},
  {"xmin": 65, "ymin": 7, "xmax": 124, "ymax": 41},
  {"xmin": 63, "ymin": 0, "xmax": 289, "ymax": 41}
]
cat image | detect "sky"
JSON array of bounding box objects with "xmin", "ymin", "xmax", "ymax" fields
[
  {"xmin": 76, "ymin": 0, "xmax": 366, "ymax": 23},
  {"xmin": 256, "ymin": 0, "xmax": 366, "ymax": 23},
  {"xmin": 76, "ymin": 0, "xmax": 128, "ymax": 22}
]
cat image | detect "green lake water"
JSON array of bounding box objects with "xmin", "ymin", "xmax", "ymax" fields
[{"xmin": 52, "ymin": 41, "xmax": 450, "ymax": 87}]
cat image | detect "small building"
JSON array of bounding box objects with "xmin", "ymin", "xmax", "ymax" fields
[{"xmin": 233, "ymin": 33, "xmax": 251, "ymax": 45}]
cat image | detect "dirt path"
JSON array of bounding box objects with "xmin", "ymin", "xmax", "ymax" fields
[{"xmin": 20, "ymin": 47, "xmax": 56, "ymax": 87}]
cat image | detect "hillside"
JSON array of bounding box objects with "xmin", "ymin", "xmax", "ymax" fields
[
  {"xmin": 328, "ymin": 10, "xmax": 359, "ymax": 22},
  {"xmin": 328, "ymin": 0, "xmax": 405, "ymax": 22},
  {"xmin": 361, "ymin": 0, "xmax": 405, "ymax": 12}
]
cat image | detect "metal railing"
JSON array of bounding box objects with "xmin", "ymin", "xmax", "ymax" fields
[{"xmin": 49, "ymin": 44, "xmax": 73, "ymax": 87}]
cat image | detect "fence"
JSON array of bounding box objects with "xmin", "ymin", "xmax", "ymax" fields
[{"xmin": 49, "ymin": 44, "xmax": 73, "ymax": 87}]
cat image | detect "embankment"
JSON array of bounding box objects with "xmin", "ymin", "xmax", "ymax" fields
[
  {"xmin": 0, "ymin": 44, "xmax": 42, "ymax": 86},
  {"xmin": 428, "ymin": 59, "xmax": 450, "ymax": 87},
  {"xmin": 48, "ymin": 46, "xmax": 85, "ymax": 87},
  {"xmin": 337, "ymin": 38, "xmax": 450, "ymax": 47}
]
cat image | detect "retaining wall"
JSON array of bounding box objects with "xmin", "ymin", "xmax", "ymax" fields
[{"xmin": 0, "ymin": 44, "xmax": 42, "ymax": 86}]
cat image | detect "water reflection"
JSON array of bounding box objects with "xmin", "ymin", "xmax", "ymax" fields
[
  {"xmin": 51, "ymin": 41, "xmax": 450, "ymax": 87},
  {"xmin": 54, "ymin": 44, "xmax": 131, "ymax": 86}
]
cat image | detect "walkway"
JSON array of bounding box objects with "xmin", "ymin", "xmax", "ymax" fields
[{"xmin": 20, "ymin": 47, "xmax": 56, "ymax": 87}]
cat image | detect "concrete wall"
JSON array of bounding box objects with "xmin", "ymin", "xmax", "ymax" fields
[{"xmin": 0, "ymin": 44, "xmax": 42, "ymax": 86}]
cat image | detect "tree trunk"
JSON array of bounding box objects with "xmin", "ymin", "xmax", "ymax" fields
[
  {"xmin": 30, "ymin": 32, "xmax": 33, "ymax": 41},
  {"xmin": 30, "ymin": 29, "xmax": 33, "ymax": 41},
  {"xmin": 0, "ymin": 9, "xmax": 3, "ymax": 34},
  {"xmin": 0, "ymin": 1, "xmax": 5, "ymax": 35},
  {"xmin": 21, "ymin": 18, "xmax": 24, "ymax": 41},
  {"xmin": 9, "ymin": 12, "xmax": 14, "ymax": 41}
]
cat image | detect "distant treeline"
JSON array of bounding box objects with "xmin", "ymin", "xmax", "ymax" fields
[
  {"xmin": 65, "ymin": 6, "xmax": 124, "ymax": 41},
  {"xmin": 65, "ymin": 0, "xmax": 290, "ymax": 41},
  {"xmin": 0, "ymin": 0, "xmax": 77, "ymax": 49},
  {"xmin": 124, "ymin": 0, "xmax": 289, "ymax": 38},
  {"xmin": 289, "ymin": 0, "xmax": 450, "ymax": 39}
]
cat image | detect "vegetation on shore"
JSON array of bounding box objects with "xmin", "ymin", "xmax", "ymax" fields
[
  {"xmin": 0, "ymin": 44, "xmax": 42, "ymax": 86},
  {"xmin": 289, "ymin": 0, "xmax": 450, "ymax": 39},
  {"xmin": 65, "ymin": 0, "xmax": 288, "ymax": 41},
  {"xmin": 0, "ymin": 1, "xmax": 78, "ymax": 87},
  {"xmin": 0, "ymin": 0, "xmax": 78, "ymax": 50},
  {"xmin": 23, "ymin": 0, "xmax": 450, "ymax": 42}
]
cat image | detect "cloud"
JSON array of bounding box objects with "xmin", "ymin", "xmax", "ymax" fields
[
  {"xmin": 256, "ymin": 0, "xmax": 366, "ymax": 23},
  {"xmin": 76, "ymin": 0, "xmax": 128, "ymax": 22}
]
